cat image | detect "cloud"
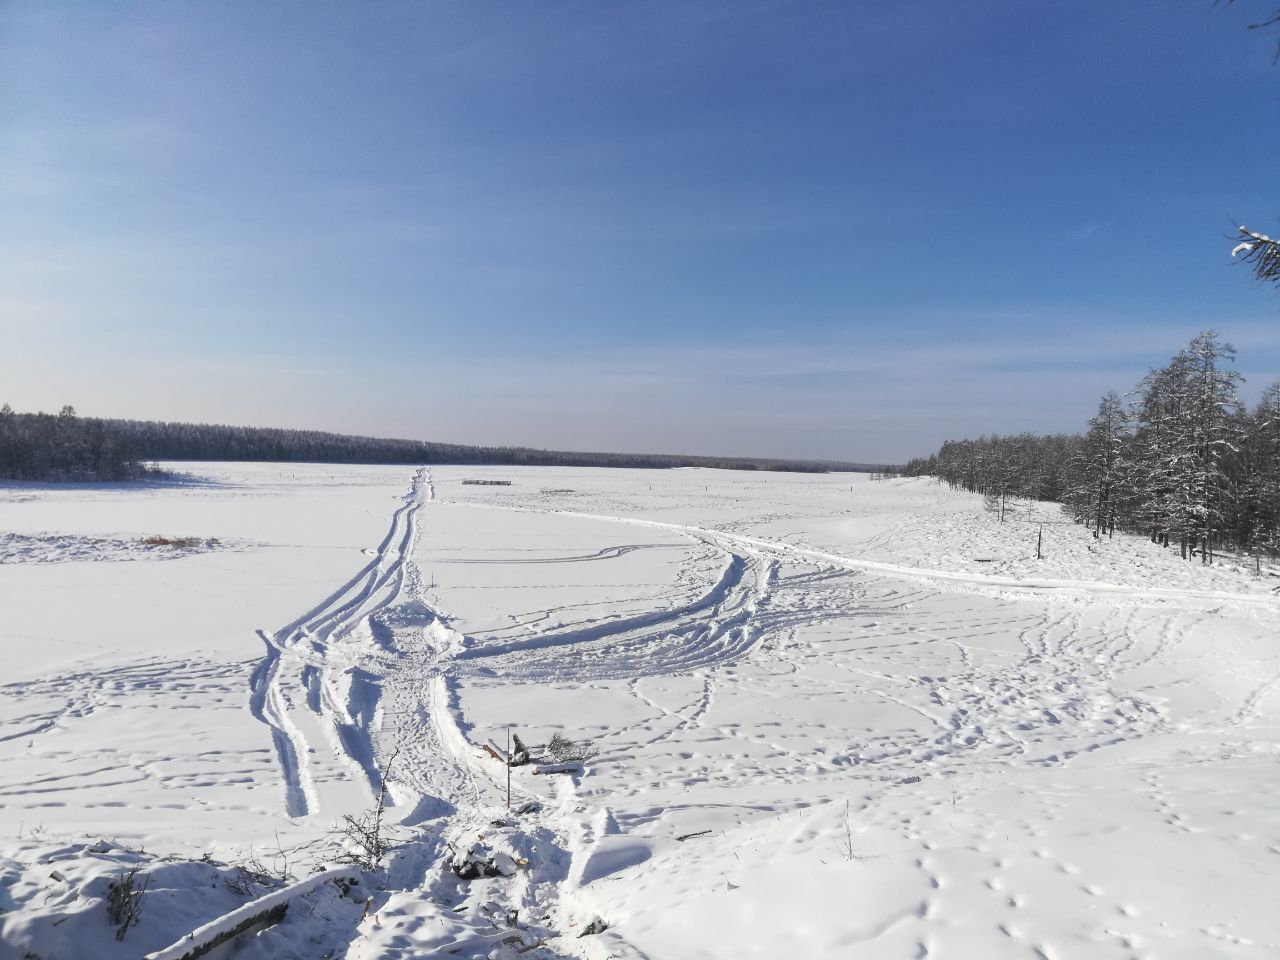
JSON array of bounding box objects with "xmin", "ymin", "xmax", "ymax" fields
[{"xmin": 1064, "ymin": 219, "xmax": 1116, "ymax": 243}]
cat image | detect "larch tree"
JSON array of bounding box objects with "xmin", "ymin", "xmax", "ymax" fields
[
  {"xmin": 906, "ymin": 333, "xmax": 1279, "ymax": 565},
  {"xmin": 1069, "ymin": 392, "xmax": 1131, "ymax": 538},
  {"xmin": 1175, "ymin": 332, "xmax": 1245, "ymax": 563}
]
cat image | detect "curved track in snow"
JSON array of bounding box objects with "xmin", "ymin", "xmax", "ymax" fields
[
  {"xmin": 444, "ymin": 500, "xmax": 1280, "ymax": 616},
  {"xmin": 455, "ymin": 535, "xmax": 776, "ymax": 682}
]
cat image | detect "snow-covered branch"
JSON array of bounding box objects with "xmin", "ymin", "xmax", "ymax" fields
[{"xmin": 1232, "ymin": 225, "xmax": 1280, "ymax": 285}]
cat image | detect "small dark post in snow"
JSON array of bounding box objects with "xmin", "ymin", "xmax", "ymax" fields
[{"xmin": 1036, "ymin": 524, "xmax": 1043, "ymax": 560}]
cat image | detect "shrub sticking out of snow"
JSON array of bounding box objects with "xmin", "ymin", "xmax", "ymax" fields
[
  {"xmin": 545, "ymin": 731, "xmax": 599, "ymax": 764},
  {"xmin": 331, "ymin": 749, "xmax": 401, "ymax": 871},
  {"xmin": 105, "ymin": 863, "xmax": 149, "ymax": 941}
]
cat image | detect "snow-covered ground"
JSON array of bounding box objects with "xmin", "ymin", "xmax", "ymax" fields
[{"xmin": 2, "ymin": 464, "xmax": 1278, "ymax": 959}]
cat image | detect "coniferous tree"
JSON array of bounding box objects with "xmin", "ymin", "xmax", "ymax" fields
[
  {"xmin": 1067, "ymin": 392, "xmax": 1131, "ymax": 538},
  {"xmin": 906, "ymin": 331, "xmax": 1277, "ymax": 564},
  {"xmin": 1175, "ymin": 332, "xmax": 1245, "ymax": 562}
]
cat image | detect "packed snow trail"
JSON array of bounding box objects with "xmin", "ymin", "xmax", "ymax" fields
[{"xmin": 249, "ymin": 469, "xmax": 428, "ymax": 817}]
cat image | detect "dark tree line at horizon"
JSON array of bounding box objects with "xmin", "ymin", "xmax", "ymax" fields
[
  {"xmin": 903, "ymin": 332, "xmax": 1280, "ymax": 563},
  {"xmin": 0, "ymin": 409, "xmax": 889, "ymax": 481},
  {"xmin": 104, "ymin": 418, "xmax": 887, "ymax": 473},
  {"xmin": 0, "ymin": 405, "xmax": 155, "ymax": 482}
]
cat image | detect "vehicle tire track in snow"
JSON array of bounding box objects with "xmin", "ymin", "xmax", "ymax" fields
[
  {"xmin": 249, "ymin": 468, "xmax": 428, "ymax": 817},
  {"xmin": 455, "ymin": 535, "xmax": 777, "ymax": 682}
]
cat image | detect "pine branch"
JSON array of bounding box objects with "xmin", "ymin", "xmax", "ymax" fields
[{"xmin": 1233, "ymin": 226, "xmax": 1280, "ymax": 284}]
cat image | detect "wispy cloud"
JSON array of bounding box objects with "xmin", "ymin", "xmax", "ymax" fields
[{"xmin": 1064, "ymin": 219, "xmax": 1116, "ymax": 243}]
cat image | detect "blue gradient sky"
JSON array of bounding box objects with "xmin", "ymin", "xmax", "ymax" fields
[{"xmin": 3, "ymin": 1, "xmax": 1279, "ymax": 462}]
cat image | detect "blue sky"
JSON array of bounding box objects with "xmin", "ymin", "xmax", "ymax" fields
[{"xmin": 3, "ymin": 1, "xmax": 1279, "ymax": 462}]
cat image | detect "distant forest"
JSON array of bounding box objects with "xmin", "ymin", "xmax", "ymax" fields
[
  {"xmin": 0, "ymin": 405, "xmax": 155, "ymax": 482},
  {"xmin": 903, "ymin": 331, "xmax": 1280, "ymax": 563},
  {"xmin": 0, "ymin": 407, "xmax": 887, "ymax": 481}
]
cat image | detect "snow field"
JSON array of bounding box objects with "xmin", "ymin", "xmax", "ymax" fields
[
  {"xmin": 0, "ymin": 464, "xmax": 420, "ymax": 846},
  {"xmin": 2, "ymin": 464, "xmax": 1279, "ymax": 958}
]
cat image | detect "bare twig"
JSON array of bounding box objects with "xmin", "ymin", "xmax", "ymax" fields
[
  {"xmin": 106, "ymin": 864, "xmax": 148, "ymax": 941},
  {"xmin": 332, "ymin": 748, "xmax": 401, "ymax": 870}
]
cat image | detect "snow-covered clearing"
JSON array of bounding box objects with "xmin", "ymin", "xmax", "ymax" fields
[{"xmin": 2, "ymin": 464, "xmax": 1278, "ymax": 959}]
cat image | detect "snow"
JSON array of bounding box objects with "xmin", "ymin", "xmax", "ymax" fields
[
  {"xmin": 144, "ymin": 865, "xmax": 360, "ymax": 960},
  {"xmin": 0, "ymin": 531, "xmax": 226, "ymax": 565},
  {"xmin": 2, "ymin": 463, "xmax": 1279, "ymax": 958}
]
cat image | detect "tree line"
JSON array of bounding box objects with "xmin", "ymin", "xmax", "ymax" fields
[
  {"xmin": 0, "ymin": 408, "xmax": 888, "ymax": 480},
  {"xmin": 0, "ymin": 405, "xmax": 155, "ymax": 482},
  {"xmin": 103, "ymin": 418, "xmax": 886, "ymax": 473},
  {"xmin": 903, "ymin": 331, "xmax": 1280, "ymax": 563}
]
